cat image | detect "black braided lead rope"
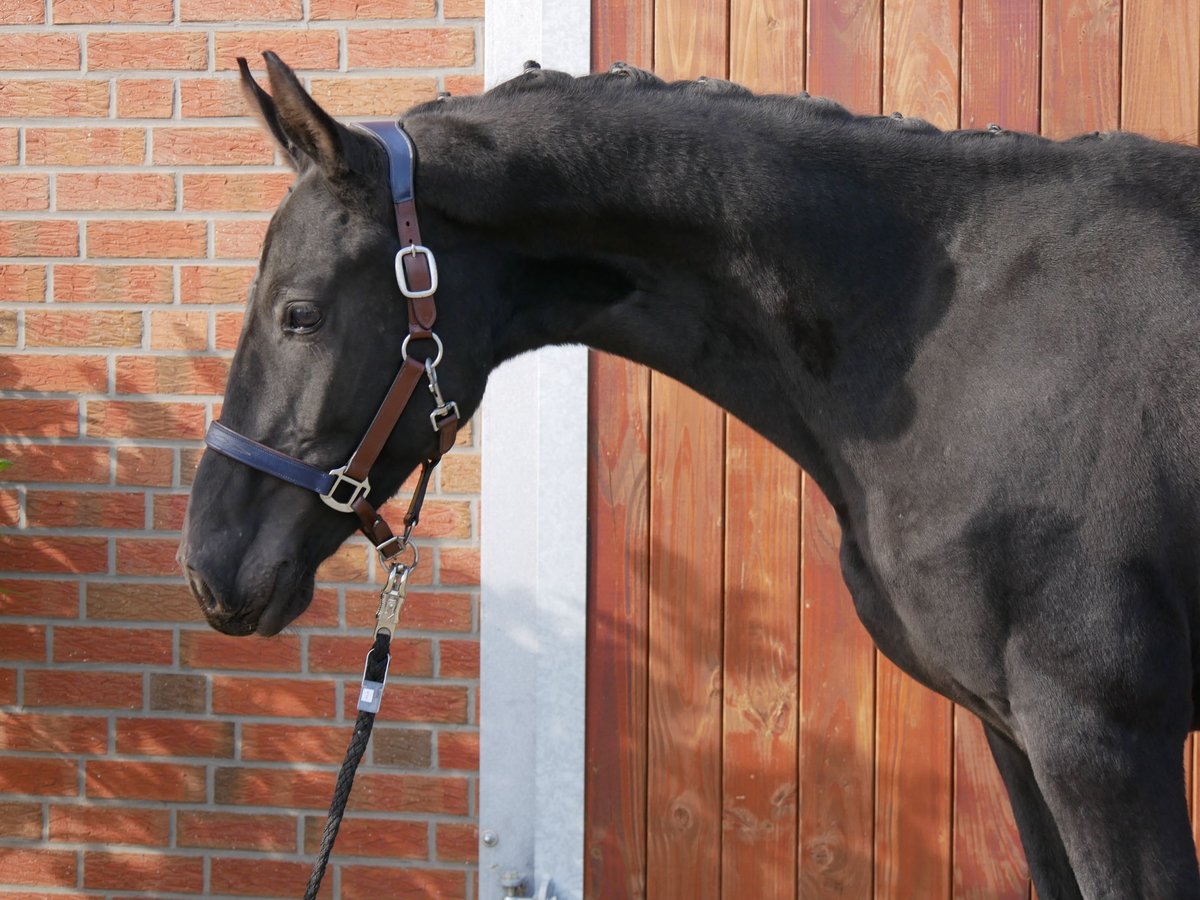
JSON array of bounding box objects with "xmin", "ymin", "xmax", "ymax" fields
[{"xmin": 302, "ymin": 632, "xmax": 391, "ymax": 900}]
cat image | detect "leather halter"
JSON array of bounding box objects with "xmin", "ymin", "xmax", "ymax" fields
[{"xmin": 203, "ymin": 121, "xmax": 459, "ymax": 569}]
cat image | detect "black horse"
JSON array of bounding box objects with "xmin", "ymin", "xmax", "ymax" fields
[{"xmin": 180, "ymin": 52, "xmax": 1200, "ymax": 898}]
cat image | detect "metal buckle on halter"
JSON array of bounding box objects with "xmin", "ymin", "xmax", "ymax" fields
[
  {"xmin": 423, "ymin": 358, "xmax": 459, "ymax": 431},
  {"xmin": 430, "ymin": 402, "xmax": 460, "ymax": 431},
  {"xmin": 320, "ymin": 465, "xmax": 370, "ymax": 513},
  {"xmin": 394, "ymin": 245, "xmax": 438, "ymax": 299}
]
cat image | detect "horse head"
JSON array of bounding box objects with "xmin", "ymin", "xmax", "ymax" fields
[{"xmin": 179, "ymin": 53, "xmax": 495, "ymax": 636}]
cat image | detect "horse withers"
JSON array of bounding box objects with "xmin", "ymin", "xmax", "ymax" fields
[{"xmin": 180, "ymin": 52, "xmax": 1200, "ymax": 898}]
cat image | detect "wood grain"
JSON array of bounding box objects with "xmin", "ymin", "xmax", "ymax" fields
[
  {"xmin": 961, "ymin": 0, "xmax": 1040, "ymax": 132},
  {"xmin": 808, "ymin": 0, "xmax": 882, "ymax": 113},
  {"xmin": 882, "ymin": 0, "xmax": 960, "ymax": 124},
  {"xmin": 585, "ymin": 355, "xmax": 651, "ymax": 900},
  {"xmin": 720, "ymin": 418, "xmax": 800, "ymax": 897},
  {"xmin": 729, "ymin": 0, "xmax": 805, "ymax": 92},
  {"xmin": 592, "ymin": 0, "xmax": 655, "ymax": 73},
  {"xmin": 1122, "ymin": 0, "xmax": 1199, "ymax": 143},
  {"xmin": 1041, "ymin": 0, "xmax": 1121, "ymax": 138}
]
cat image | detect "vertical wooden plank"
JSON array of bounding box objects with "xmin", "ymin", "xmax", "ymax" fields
[
  {"xmin": 1041, "ymin": 0, "xmax": 1120, "ymax": 138},
  {"xmin": 800, "ymin": 3, "xmax": 880, "ymax": 898},
  {"xmin": 719, "ymin": 418, "xmax": 800, "ymax": 898},
  {"xmin": 586, "ymin": 3, "xmax": 654, "ymax": 898},
  {"xmin": 953, "ymin": 5, "xmax": 1037, "ymax": 897},
  {"xmin": 961, "ymin": 0, "xmax": 1040, "ymax": 132},
  {"xmin": 646, "ymin": 8, "xmax": 727, "ymax": 897},
  {"xmin": 1121, "ymin": 0, "xmax": 1199, "ymax": 142},
  {"xmin": 877, "ymin": 3, "xmax": 958, "ymax": 898},
  {"xmin": 720, "ymin": 9, "xmax": 805, "ymax": 899}
]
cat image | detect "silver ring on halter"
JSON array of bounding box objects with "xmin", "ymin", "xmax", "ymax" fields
[{"xmin": 401, "ymin": 332, "xmax": 443, "ymax": 368}]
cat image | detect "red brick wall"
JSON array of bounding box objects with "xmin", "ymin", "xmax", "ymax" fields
[{"xmin": 0, "ymin": 2, "xmax": 483, "ymax": 896}]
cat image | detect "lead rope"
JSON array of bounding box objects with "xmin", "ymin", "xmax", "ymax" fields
[{"xmin": 302, "ymin": 555, "xmax": 414, "ymax": 900}]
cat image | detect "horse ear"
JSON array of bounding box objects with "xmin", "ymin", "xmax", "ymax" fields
[
  {"xmin": 237, "ymin": 56, "xmax": 307, "ymax": 171},
  {"xmin": 261, "ymin": 50, "xmax": 348, "ymax": 179}
]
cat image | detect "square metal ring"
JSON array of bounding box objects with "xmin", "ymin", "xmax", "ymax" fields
[
  {"xmin": 320, "ymin": 466, "xmax": 370, "ymax": 513},
  {"xmin": 395, "ymin": 245, "xmax": 438, "ymax": 299}
]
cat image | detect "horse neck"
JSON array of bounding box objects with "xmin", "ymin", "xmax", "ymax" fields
[{"xmin": 404, "ymin": 88, "xmax": 969, "ymax": 491}]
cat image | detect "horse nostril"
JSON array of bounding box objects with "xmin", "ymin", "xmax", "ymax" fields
[{"xmin": 185, "ymin": 566, "xmax": 222, "ymax": 615}]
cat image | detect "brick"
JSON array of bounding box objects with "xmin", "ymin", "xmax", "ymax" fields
[
  {"xmin": 0, "ymin": 0, "xmax": 43, "ymax": 23},
  {"xmin": 180, "ymin": 447, "xmax": 203, "ymax": 483},
  {"xmin": 0, "ymin": 668, "xmax": 15, "ymax": 705},
  {"xmin": 0, "ymin": 802, "xmax": 41, "ymax": 839},
  {"xmin": 115, "ymin": 717, "xmax": 234, "ymax": 757},
  {"xmin": 24, "ymin": 671, "xmax": 141, "ymax": 710},
  {"xmin": 87, "ymin": 33, "xmax": 206, "ymax": 70},
  {"xmin": 215, "ymin": 310, "xmax": 244, "ymax": 348},
  {"xmin": 0, "ymin": 221, "xmax": 77, "ymax": 257},
  {"xmin": 314, "ymin": 541, "xmax": 371, "ymax": 584},
  {"xmin": 215, "ymin": 767, "xmax": 467, "ymax": 814},
  {"xmin": 176, "ymin": 811, "xmax": 295, "ymax": 851},
  {"xmin": 0, "ymin": 758, "xmax": 77, "ymax": 797},
  {"xmin": 340, "ymin": 866, "xmax": 466, "ymax": 898},
  {"xmin": 87, "ymin": 220, "xmax": 206, "ymax": 259},
  {"xmin": 182, "ymin": 0, "xmax": 300, "ymax": 19},
  {"xmin": 54, "ymin": 264, "xmax": 172, "ymax": 303},
  {"xmin": 179, "ymin": 78, "xmax": 245, "ymax": 118},
  {"xmin": 214, "ymin": 766, "xmax": 331, "ymax": 808},
  {"xmin": 0, "ymin": 264, "xmax": 45, "ymax": 300},
  {"xmin": 437, "ymin": 730, "xmax": 477, "ymax": 770},
  {"xmin": 58, "ymin": 173, "xmax": 174, "ymax": 211},
  {"xmin": 240, "ymin": 723, "xmax": 352, "ymax": 763},
  {"xmin": 347, "ymin": 29, "xmax": 475, "ymax": 69},
  {"xmin": 302, "ymin": 815, "xmax": 425, "ymax": 858},
  {"xmin": 308, "ymin": 635, "xmax": 431, "ymax": 676},
  {"xmin": 0, "ymin": 80, "xmax": 107, "ymax": 118},
  {"xmin": 183, "ymin": 172, "xmax": 291, "ymax": 212},
  {"xmin": 0, "ymin": 444, "xmax": 109, "ymax": 484},
  {"xmin": 443, "ymin": 74, "xmax": 484, "ymax": 96},
  {"xmin": 115, "ymin": 78, "xmax": 173, "ymax": 117},
  {"xmin": 180, "ymin": 631, "xmax": 300, "ymax": 671},
  {"xmin": 0, "ymin": 399, "xmax": 78, "ymax": 438},
  {"xmin": 149, "ymin": 310, "xmax": 208, "ymax": 349},
  {"xmin": 0, "ymin": 175, "xmax": 49, "ymax": 211},
  {"xmin": 214, "ymin": 30, "xmax": 339, "ymax": 70},
  {"xmin": 436, "ymin": 822, "xmax": 477, "ymax": 862},
  {"xmin": 0, "ymin": 126, "xmax": 16, "ymax": 163},
  {"xmin": 0, "ymin": 310, "xmax": 14, "ymax": 345},
  {"xmin": 151, "ymin": 493, "xmax": 188, "ymax": 530},
  {"xmin": 148, "ymin": 673, "xmax": 206, "ymax": 712},
  {"xmin": 0, "ymin": 536, "xmax": 106, "ymax": 574},
  {"xmin": 154, "ymin": 127, "xmax": 273, "ymax": 165},
  {"xmin": 308, "ymin": 76, "xmax": 436, "ymax": 116},
  {"xmin": 114, "ymin": 537, "xmax": 183, "ymax": 576},
  {"xmin": 25, "ymin": 128, "xmax": 144, "ymax": 166},
  {"xmin": 86, "ymin": 761, "xmax": 205, "ymax": 802},
  {"xmin": 214, "ymin": 219, "xmax": 268, "ymax": 259},
  {"xmin": 304, "ymin": 587, "xmax": 340, "ymax": 628},
  {"xmin": 438, "ymin": 547, "xmax": 478, "ymax": 584},
  {"xmin": 0, "ymin": 488, "xmax": 17, "ymax": 525},
  {"xmin": 376, "ymin": 499, "xmax": 471, "ymax": 539},
  {"xmin": 348, "ymin": 589, "xmax": 472, "ymax": 632},
  {"xmin": 344, "ymin": 683, "xmax": 467, "ymax": 723},
  {"xmin": 211, "ymin": 675, "xmax": 336, "ymax": 718},
  {"xmin": 49, "ymin": 806, "xmax": 170, "ymax": 846},
  {"xmin": 439, "ymin": 453, "xmax": 479, "ymax": 493},
  {"xmin": 371, "ymin": 727, "xmax": 431, "ymax": 768},
  {"xmin": 83, "ymin": 852, "xmax": 203, "ymax": 894},
  {"xmin": 180, "ymin": 265, "xmax": 253, "ymax": 303},
  {"xmin": 310, "ymin": 0, "xmax": 433, "ymax": 18},
  {"xmin": 0, "ymin": 355, "xmax": 106, "ymax": 392},
  {"xmin": 54, "ymin": 627, "xmax": 172, "ymax": 665},
  {"xmin": 55, "ymin": 0, "xmax": 172, "ymax": 21},
  {"xmin": 25, "ymin": 491, "xmax": 143, "ymax": 529},
  {"xmin": 0, "ymin": 628, "xmax": 44, "ymax": 662},
  {"xmin": 210, "ymin": 858, "xmax": 325, "ymax": 898},
  {"xmin": 0, "ymin": 848, "xmax": 76, "ymax": 887},
  {"xmin": 443, "ymin": 0, "xmax": 481, "ymax": 16},
  {"xmin": 25, "ymin": 310, "xmax": 141, "ymax": 347},
  {"xmin": 439, "ymin": 639, "xmax": 478, "ymax": 678},
  {"xmin": 0, "ymin": 579, "xmax": 77, "ymax": 617},
  {"xmin": 0, "ymin": 34, "xmax": 80, "ymax": 70},
  {"xmin": 116, "ymin": 446, "xmax": 172, "ymax": 486},
  {"xmin": 88, "ymin": 400, "xmax": 205, "ymax": 439},
  {"xmin": 116, "ymin": 356, "xmax": 229, "ymax": 396},
  {"xmin": 0, "ymin": 713, "xmax": 107, "ymax": 754}
]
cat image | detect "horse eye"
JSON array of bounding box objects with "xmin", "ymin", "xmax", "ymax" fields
[{"xmin": 284, "ymin": 302, "xmax": 323, "ymax": 334}]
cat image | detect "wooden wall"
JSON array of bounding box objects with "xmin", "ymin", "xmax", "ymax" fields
[{"xmin": 585, "ymin": 1, "xmax": 1200, "ymax": 897}]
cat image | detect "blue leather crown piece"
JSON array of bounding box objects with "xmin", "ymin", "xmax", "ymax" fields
[
  {"xmin": 357, "ymin": 121, "xmax": 415, "ymax": 206},
  {"xmin": 205, "ymin": 421, "xmax": 336, "ymax": 497}
]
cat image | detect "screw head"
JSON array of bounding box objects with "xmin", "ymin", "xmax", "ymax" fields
[{"xmin": 481, "ymin": 829, "xmax": 499, "ymax": 847}]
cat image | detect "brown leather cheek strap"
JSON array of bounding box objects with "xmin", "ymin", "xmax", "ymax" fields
[{"xmin": 394, "ymin": 197, "xmax": 438, "ymax": 333}]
